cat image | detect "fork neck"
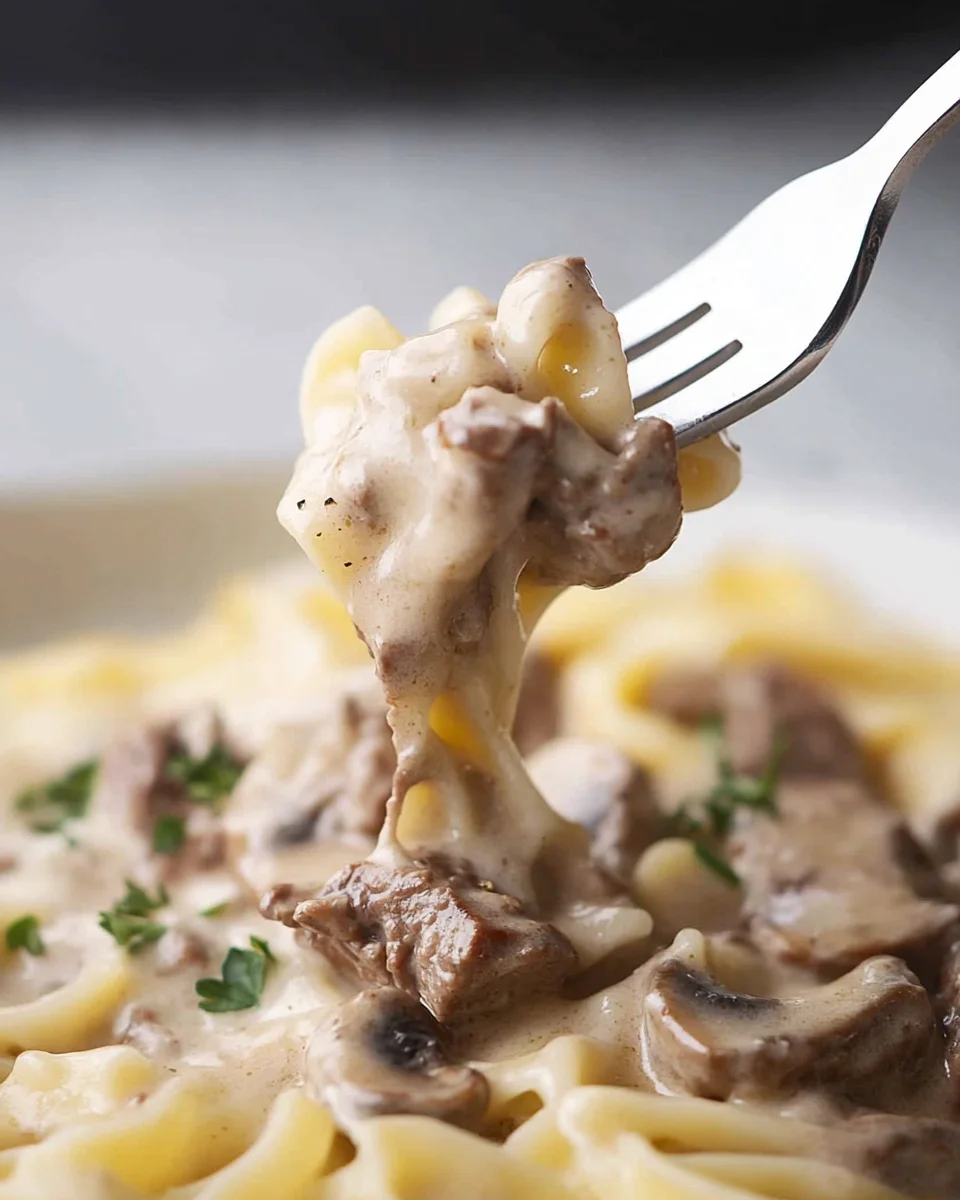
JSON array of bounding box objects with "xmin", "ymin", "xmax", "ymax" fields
[{"xmin": 854, "ymin": 48, "xmax": 960, "ymax": 197}]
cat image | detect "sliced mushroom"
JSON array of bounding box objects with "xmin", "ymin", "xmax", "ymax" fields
[
  {"xmin": 528, "ymin": 737, "xmax": 663, "ymax": 885},
  {"xmin": 306, "ymin": 987, "xmax": 489, "ymax": 1128},
  {"xmin": 641, "ymin": 943, "xmax": 938, "ymax": 1107}
]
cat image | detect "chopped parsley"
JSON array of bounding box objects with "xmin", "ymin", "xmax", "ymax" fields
[
  {"xmin": 6, "ymin": 915, "xmax": 45, "ymax": 956},
  {"xmin": 152, "ymin": 814, "xmax": 186, "ymax": 856},
  {"xmin": 196, "ymin": 937, "xmax": 275, "ymax": 1013},
  {"xmin": 164, "ymin": 744, "xmax": 243, "ymax": 808},
  {"xmin": 671, "ymin": 727, "xmax": 783, "ymax": 887},
  {"xmin": 693, "ymin": 843, "xmax": 742, "ymax": 888},
  {"xmin": 199, "ymin": 901, "xmax": 230, "ymax": 919},
  {"xmin": 15, "ymin": 760, "xmax": 97, "ymax": 836},
  {"xmin": 99, "ymin": 880, "xmax": 169, "ymax": 954},
  {"xmin": 249, "ymin": 935, "xmax": 276, "ymax": 964}
]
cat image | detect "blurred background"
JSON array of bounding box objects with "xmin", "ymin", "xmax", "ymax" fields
[{"xmin": 0, "ymin": 2, "xmax": 959, "ymax": 597}]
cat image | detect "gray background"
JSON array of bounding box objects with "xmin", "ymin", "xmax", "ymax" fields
[{"xmin": 1, "ymin": 39, "xmax": 958, "ymax": 510}]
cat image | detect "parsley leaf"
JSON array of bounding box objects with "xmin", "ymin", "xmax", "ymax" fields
[
  {"xmin": 669, "ymin": 728, "xmax": 782, "ymax": 888},
  {"xmin": 15, "ymin": 760, "xmax": 98, "ymax": 835},
  {"xmin": 249, "ymin": 935, "xmax": 276, "ymax": 964},
  {"xmin": 694, "ymin": 843, "xmax": 741, "ymax": 887},
  {"xmin": 113, "ymin": 880, "xmax": 169, "ymax": 917},
  {"xmin": 6, "ymin": 915, "xmax": 45, "ymax": 956},
  {"xmin": 152, "ymin": 814, "xmax": 186, "ymax": 856},
  {"xmin": 196, "ymin": 937, "xmax": 275, "ymax": 1013},
  {"xmin": 98, "ymin": 912, "xmax": 167, "ymax": 954},
  {"xmin": 98, "ymin": 880, "xmax": 169, "ymax": 954},
  {"xmin": 164, "ymin": 744, "xmax": 243, "ymax": 808},
  {"xmin": 199, "ymin": 901, "xmax": 230, "ymax": 919}
]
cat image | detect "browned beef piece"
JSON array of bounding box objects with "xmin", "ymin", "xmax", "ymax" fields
[
  {"xmin": 437, "ymin": 391, "xmax": 681, "ymax": 594},
  {"xmin": 730, "ymin": 778, "xmax": 957, "ymax": 976},
  {"xmin": 154, "ymin": 926, "xmax": 210, "ymax": 976},
  {"xmin": 524, "ymin": 409, "xmax": 682, "ymax": 590},
  {"xmin": 937, "ymin": 940, "xmax": 960, "ymax": 1100},
  {"xmin": 820, "ymin": 1114, "xmax": 960, "ymax": 1200},
  {"xmin": 266, "ymin": 687, "xmax": 395, "ymax": 847},
  {"xmin": 96, "ymin": 707, "xmax": 244, "ymax": 877},
  {"xmin": 512, "ymin": 650, "xmax": 562, "ymax": 758},
  {"xmin": 641, "ymin": 952, "xmax": 939, "ymax": 1106},
  {"xmin": 646, "ymin": 667, "xmax": 722, "ymax": 726},
  {"xmin": 114, "ymin": 1004, "xmax": 180, "ymax": 1058},
  {"xmin": 267, "ymin": 859, "xmax": 578, "ymax": 1022},
  {"xmin": 528, "ymin": 737, "xmax": 663, "ymax": 885},
  {"xmin": 722, "ymin": 665, "xmax": 866, "ymax": 783},
  {"xmin": 708, "ymin": 668, "xmax": 958, "ymax": 976},
  {"xmin": 650, "ymin": 663, "xmax": 866, "ymax": 782}
]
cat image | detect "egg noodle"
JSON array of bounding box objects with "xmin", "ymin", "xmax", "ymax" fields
[{"xmin": 0, "ymin": 263, "xmax": 957, "ymax": 1199}]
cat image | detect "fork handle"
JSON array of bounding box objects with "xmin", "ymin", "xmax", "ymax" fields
[{"xmin": 858, "ymin": 49, "xmax": 960, "ymax": 194}]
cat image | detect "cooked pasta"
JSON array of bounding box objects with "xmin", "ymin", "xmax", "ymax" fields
[{"xmin": 0, "ymin": 259, "xmax": 958, "ymax": 1199}]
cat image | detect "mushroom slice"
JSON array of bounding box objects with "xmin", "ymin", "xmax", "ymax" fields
[
  {"xmin": 641, "ymin": 949, "xmax": 938, "ymax": 1105},
  {"xmin": 306, "ymin": 987, "xmax": 489, "ymax": 1129}
]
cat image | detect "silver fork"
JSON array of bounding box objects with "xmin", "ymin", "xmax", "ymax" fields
[{"xmin": 617, "ymin": 49, "xmax": 960, "ymax": 447}]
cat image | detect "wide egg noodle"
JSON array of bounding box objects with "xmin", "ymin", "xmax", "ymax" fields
[{"xmin": 0, "ymin": 270, "xmax": 956, "ymax": 1198}]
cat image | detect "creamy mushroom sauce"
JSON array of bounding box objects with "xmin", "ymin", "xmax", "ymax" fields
[{"xmin": 3, "ymin": 258, "xmax": 960, "ymax": 1200}]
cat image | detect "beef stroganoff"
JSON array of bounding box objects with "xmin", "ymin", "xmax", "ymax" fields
[{"xmin": 1, "ymin": 259, "xmax": 960, "ymax": 1198}]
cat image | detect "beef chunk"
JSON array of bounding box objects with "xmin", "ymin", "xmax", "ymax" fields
[
  {"xmin": 241, "ymin": 681, "xmax": 394, "ymax": 850},
  {"xmin": 707, "ymin": 668, "xmax": 957, "ymax": 976},
  {"xmin": 647, "ymin": 667, "xmax": 722, "ymax": 726},
  {"xmin": 114, "ymin": 1004, "xmax": 179, "ymax": 1059},
  {"xmin": 154, "ymin": 926, "xmax": 210, "ymax": 976},
  {"xmin": 649, "ymin": 663, "xmax": 866, "ymax": 782},
  {"xmin": 730, "ymin": 778, "xmax": 957, "ymax": 976},
  {"xmin": 96, "ymin": 708, "xmax": 244, "ymax": 878},
  {"xmin": 641, "ymin": 951, "xmax": 939, "ymax": 1106},
  {"xmin": 722, "ymin": 665, "xmax": 866, "ymax": 783},
  {"xmin": 528, "ymin": 737, "xmax": 662, "ymax": 885},
  {"xmin": 524, "ymin": 408, "xmax": 682, "ymax": 590},
  {"xmin": 820, "ymin": 1114, "xmax": 960, "ymax": 1200},
  {"xmin": 267, "ymin": 859, "xmax": 578, "ymax": 1022}
]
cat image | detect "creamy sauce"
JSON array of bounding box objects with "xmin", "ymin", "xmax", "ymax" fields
[{"xmin": 279, "ymin": 257, "xmax": 684, "ymax": 967}]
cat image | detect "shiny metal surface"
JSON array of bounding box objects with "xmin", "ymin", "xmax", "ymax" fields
[{"xmin": 618, "ymin": 50, "xmax": 960, "ymax": 447}]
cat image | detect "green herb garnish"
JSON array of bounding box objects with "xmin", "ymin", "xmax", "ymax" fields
[
  {"xmin": 152, "ymin": 814, "xmax": 186, "ymax": 856},
  {"xmin": 98, "ymin": 880, "xmax": 169, "ymax": 954},
  {"xmin": 196, "ymin": 937, "xmax": 275, "ymax": 1013},
  {"xmin": 694, "ymin": 842, "xmax": 742, "ymax": 887},
  {"xmin": 164, "ymin": 744, "xmax": 243, "ymax": 808},
  {"xmin": 670, "ymin": 729, "xmax": 782, "ymax": 887},
  {"xmin": 97, "ymin": 912, "xmax": 167, "ymax": 954},
  {"xmin": 6, "ymin": 915, "xmax": 45, "ymax": 956},
  {"xmin": 15, "ymin": 760, "xmax": 97, "ymax": 836},
  {"xmin": 199, "ymin": 901, "xmax": 230, "ymax": 919},
  {"xmin": 249, "ymin": 935, "xmax": 276, "ymax": 964}
]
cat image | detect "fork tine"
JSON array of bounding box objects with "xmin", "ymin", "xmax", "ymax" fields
[
  {"xmin": 638, "ymin": 352, "xmax": 750, "ymax": 441},
  {"xmin": 627, "ymin": 311, "xmax": 739, "ymax": 406},
  {"xmin": 614, "ymin": 268, "xmax": 711, "ymax": 359}
]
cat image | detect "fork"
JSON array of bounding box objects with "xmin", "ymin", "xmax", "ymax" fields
[{"xmin": 617, "ymin": 49, "xmax": 960, "ymax": 447}]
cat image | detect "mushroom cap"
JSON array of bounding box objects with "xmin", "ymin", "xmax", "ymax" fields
[
  {"xmin": 641, "ymin": 936, "xmax": 938, "ymax": 1105},
  {"xmin": 306, "ymin": 987, "xmax": 489, "ymax": 1130}
]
